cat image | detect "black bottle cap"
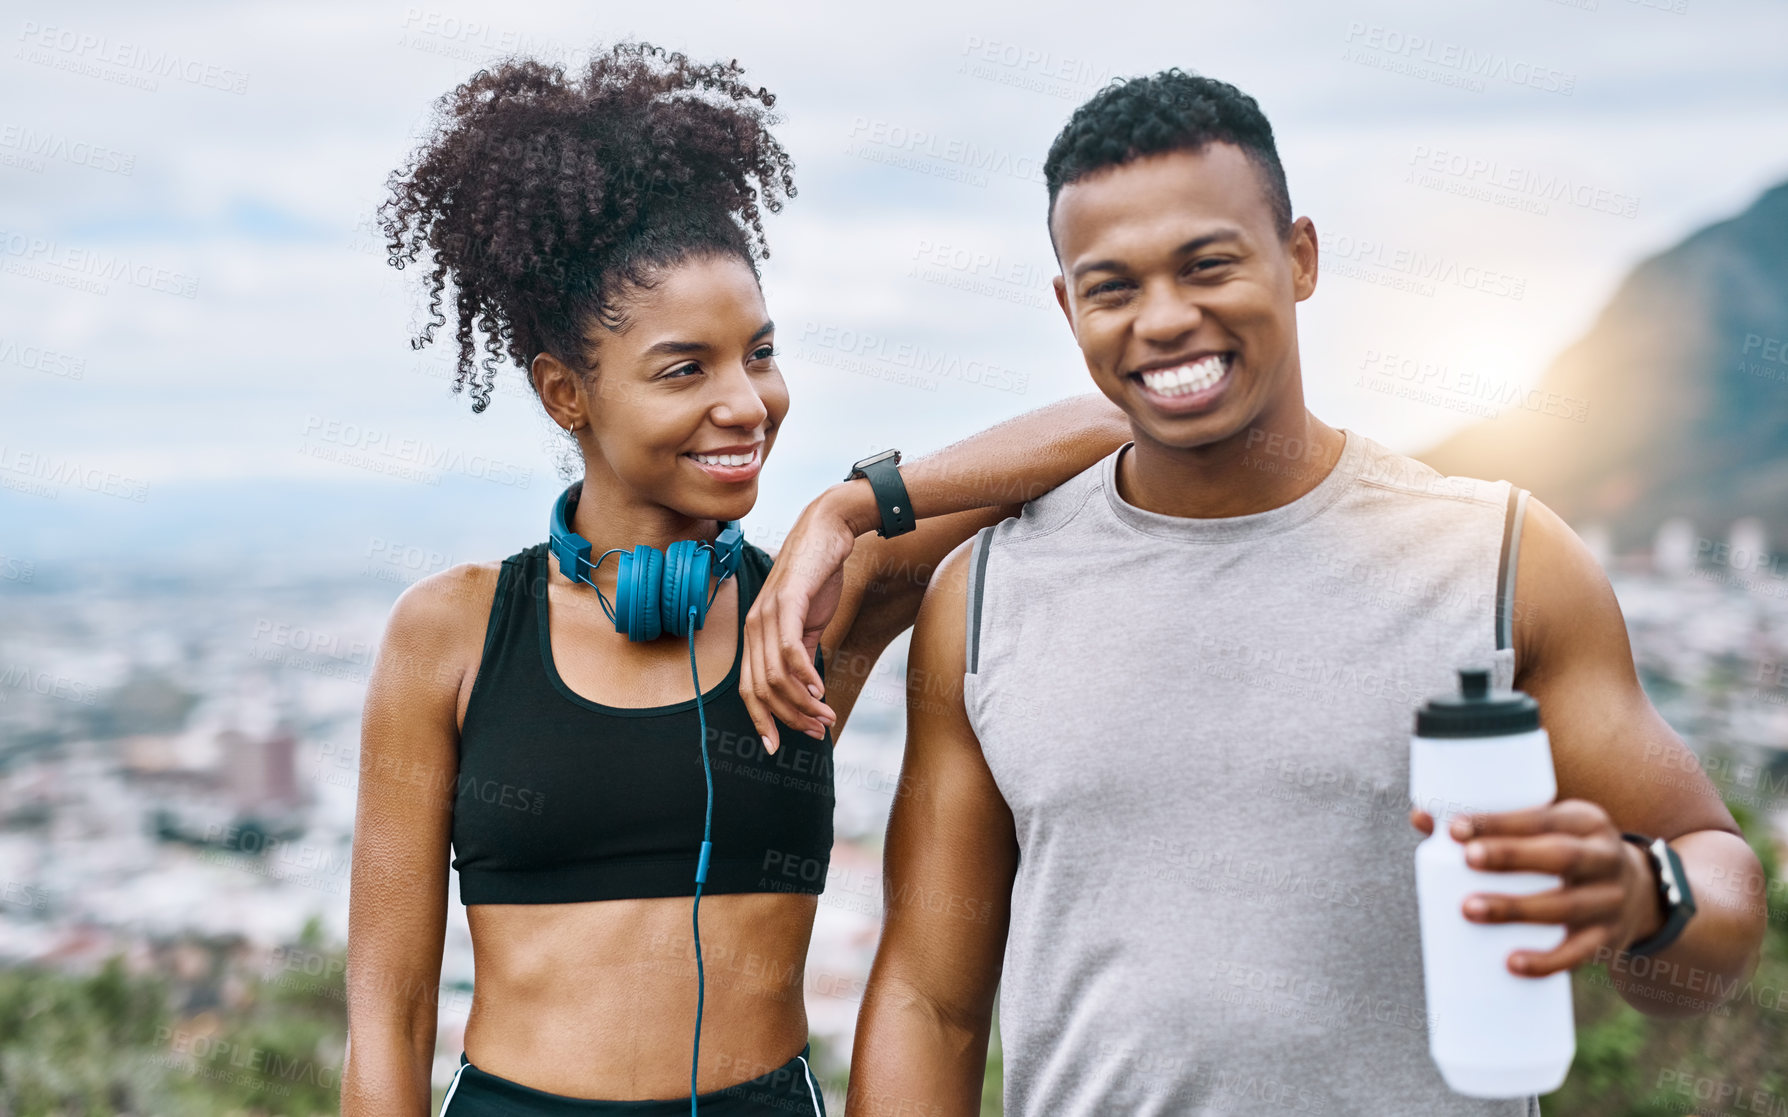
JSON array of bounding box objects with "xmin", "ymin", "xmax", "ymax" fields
[{"xmin": 1415, "ymin": 668, "xmax": 1540, "ymax": 738}]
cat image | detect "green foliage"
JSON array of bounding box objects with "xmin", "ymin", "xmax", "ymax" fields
[
  {"xmin": 0, "ymin": 918, "xmax": 347, "ymax": 1116},
  {"xmin": 981, "ymin": 1008, "xmax": 1003, "ymax": 1117},
  {"xmin": 0, "ymin": 955, "xmax": 178, "ymax": 1115}
]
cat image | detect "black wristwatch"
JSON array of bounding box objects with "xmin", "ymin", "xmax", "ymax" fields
[
  {"xmin": 844, "ymin": 448, "xmax": 915, "ymax": 539},
  {"xmin": 1619, "ymin": 832, "xmax": 1696, "ymax": 957}
]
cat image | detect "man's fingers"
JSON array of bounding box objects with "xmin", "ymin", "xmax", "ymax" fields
[
  {"xmin": 1465, "ymin": 832, "xmax": 1625, "ymax": 880},
  {"xmin": 1410, "ymin": 808, "xmax": 1435, "ymax": 836},
  {"xmin": 1449, "ymin": 799, "xmax": 1610, "ymax": 841},
  {"xmin": 1464, "ymin": 880, "xmax": 1626, "ymax": 927},
  {"xmin": 1508, "ymin": 922, "xmax": 1612, "ymax": 978}
]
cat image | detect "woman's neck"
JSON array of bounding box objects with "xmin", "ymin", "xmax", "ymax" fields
[{"xmin": 566, "ymin": 475, "xmax": 723, "ymax": 565}]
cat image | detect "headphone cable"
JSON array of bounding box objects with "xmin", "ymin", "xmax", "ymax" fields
[{"xmin": 688, "ymin": 603, "xmax": 714, "ymax": 1115}]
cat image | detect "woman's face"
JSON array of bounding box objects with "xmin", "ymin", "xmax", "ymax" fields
[{"xmin": 556, "ymin": 253, "xmax": 788, "ymax": 524}]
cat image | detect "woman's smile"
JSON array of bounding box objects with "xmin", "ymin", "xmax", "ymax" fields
[{"xmin": 685, "ymin": 441, "xmax": 764, "ymax": 483}]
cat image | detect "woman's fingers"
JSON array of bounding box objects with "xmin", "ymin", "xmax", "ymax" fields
[
  {"xmin": 748, "ymin": 588, "xmax": 830, "ymax": 742},
  {"xmin": 740, "ymin": 604, "xmax": 780, "ymax": 755},
  {"xmin": 756, "ymin": 587, "xmax": 831, "ymax": 735},
  {"xmin": 775, "ymin": 595, "xmax": 833, "ymax": 722}
]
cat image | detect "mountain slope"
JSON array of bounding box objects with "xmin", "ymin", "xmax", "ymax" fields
[{"xmin": 1418, "ymin": 181, "xmax": 1788, "ymax": 553}]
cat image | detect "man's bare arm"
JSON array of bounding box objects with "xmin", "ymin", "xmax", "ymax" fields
[
  {"xmin": 1418, "ymin": 495, "xmax": 1767, "ymax": 1017},
  {"xmin": 848, "ymin": 538, "xmax": 1019, "ymax": 1116},
  {"xmin": 1516, "ymin": 496, "xmax": 1766, "ymax": 1012}
]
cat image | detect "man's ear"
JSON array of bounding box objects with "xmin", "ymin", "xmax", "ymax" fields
[
  {"xmin": 1052, "ymin": 274, "xmax": 1076, "ymax": 338},
  {"xmin": 1288, "ymin": 215, "xmax": 1319, "ymax": 303}
]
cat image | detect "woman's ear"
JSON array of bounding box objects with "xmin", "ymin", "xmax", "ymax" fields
[{"xmin": 531, "ymin": 352, "xmax": 585, "ymax": 430}]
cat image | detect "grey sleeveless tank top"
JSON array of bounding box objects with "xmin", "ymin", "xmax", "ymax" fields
[{"xmin": 962, "ymin": 428, "xmax": 1538, "ymax": 1117}]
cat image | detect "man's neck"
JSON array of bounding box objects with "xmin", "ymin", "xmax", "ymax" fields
[{"xmin": 1117, "ymin": 410, "xmax": 1347, "ymax": 520}]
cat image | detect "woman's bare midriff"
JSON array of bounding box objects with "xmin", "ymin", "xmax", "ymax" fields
[{"xmin": 462, "ymin": 890, "xmax": 819, "ymax": 1099}]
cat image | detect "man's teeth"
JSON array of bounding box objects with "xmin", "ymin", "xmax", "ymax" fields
[
  {"xmin": 1138, "ymin": 355, "xmax": 1229, "ymax": 396},
  {"xmin": 690, "ymin": 449, "xmax": 756, "ymax": 467}
]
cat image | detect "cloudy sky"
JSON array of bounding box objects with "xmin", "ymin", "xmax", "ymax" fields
[{"xmin": 4, "ymin": 0, "xmax": 1786, "ymax": 574}]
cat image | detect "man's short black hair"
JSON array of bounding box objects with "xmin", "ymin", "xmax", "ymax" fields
[{"xmin": 1043, "ymin": 69, "xmax": 1293, "ymax": 246}]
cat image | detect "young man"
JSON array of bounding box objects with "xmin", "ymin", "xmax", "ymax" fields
[{"xmin": 845, "ymin": 71, "xmax": 1767, "ymax": 1116}]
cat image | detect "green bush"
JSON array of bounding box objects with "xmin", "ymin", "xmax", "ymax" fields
[{"xmin": 0, "ymin": 918, "xmax": 346, "ymax": 1116}]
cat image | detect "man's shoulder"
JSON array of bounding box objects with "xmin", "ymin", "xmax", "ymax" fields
[
  {"xmin": 989, "ymin": 445, "xmax": 1120, "ymax": 547},
  {"xmin": 1345, "ymin": 430, "xmax": 1508, "ymax": 510},
  {"xmin": 922, "ymin": 453, "xmax": 1101, "ymax": 661}
]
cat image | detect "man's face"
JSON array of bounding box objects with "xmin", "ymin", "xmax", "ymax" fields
[{"xmin": 1050, "ymin": 143, "xmax": 1317, "ymax": 451}]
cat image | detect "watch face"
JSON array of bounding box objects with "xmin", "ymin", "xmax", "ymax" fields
[
  {"xmin": 855, "ymin": 448, "xmax": 900, "ymax": 470},
  {"xmin": 1663, "ymin": 846, "xmax": 1696, "ymax": 915}
]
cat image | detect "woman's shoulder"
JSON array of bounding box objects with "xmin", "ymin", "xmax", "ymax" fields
[
  {"xmin": 388, "ymin": 561, "xmax": 501, "ymax": 639},
  {"xmin": 383, "ymin": 542, "xmax": 539, "ymax": 646}
]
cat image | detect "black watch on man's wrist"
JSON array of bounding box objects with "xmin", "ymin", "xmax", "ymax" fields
[
  {"xmin": 1619, "ymin": 832, "xmax": 1697, "ymax": 957},
  {"xmin": 844, "ymin": 448, "xmax": 915, "ymax": 538}
]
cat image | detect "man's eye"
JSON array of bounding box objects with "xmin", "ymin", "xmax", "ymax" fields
[
  {"xmin": 1188, "ymin": 258, "xmax": 1232, "ymax": 273},
  {"xmin": 751, "ymin": 345, "xmax": 778, "ymax": 361},
  {"xmin": 1086, "ymin": 279, "xmax": 1128, "ymax": 297},
  {"xmin": 664, "ymin": 363, "xmax": 701, "ymax": 379}
]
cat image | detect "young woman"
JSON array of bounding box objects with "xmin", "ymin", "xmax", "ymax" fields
[{"xmin": 342, "ymin": 43, "xmax": 1127, "ymax": 1116}]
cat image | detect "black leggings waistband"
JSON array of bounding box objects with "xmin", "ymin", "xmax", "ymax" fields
[{"xmin": 440, "ymin": 1043, "xmax": 826, "ymax": 1116}]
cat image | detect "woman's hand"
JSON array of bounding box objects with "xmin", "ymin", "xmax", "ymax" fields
[
  {"xmin": 1410, "ymin": 798, "xmax": 1666, "ymax": 977},
  {"xmin": 741, "ymin": 485, "xmax": 871, "ymax": 753}
]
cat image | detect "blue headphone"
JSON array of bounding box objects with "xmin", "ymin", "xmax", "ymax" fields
[
  {"xmin": 546, "ymin": 480, "xmax": 745, "ymax": 1113},
  {"xmin": 548, "ymin": 481, "xmax": 745, "ymax": 641}
]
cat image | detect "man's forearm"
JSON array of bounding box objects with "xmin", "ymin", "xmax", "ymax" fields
[
  {"xmin": 848, "ymin": 980, "xmax": 992, "ymax": 1117},
  {"xmin": 830, "ymin": 392, "xmax": 1130, "ymax": 535},
  {"xmin": 1602, "ymin": 828, "xmax": 1768, "ymax": 1017}
]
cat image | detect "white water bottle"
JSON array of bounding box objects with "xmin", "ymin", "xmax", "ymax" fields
[{"xmin": 1410, "ymin": 667, "xmax": 1575, "ymax": 1097}]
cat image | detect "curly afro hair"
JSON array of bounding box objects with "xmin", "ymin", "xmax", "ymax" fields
[
  {"xmin": 1043, "ymin": 69, "xmax": 1291, "ymax": 248},
  {"xmin": 378, "ymin": 41, "xmax": 796, "ymax": 412}
]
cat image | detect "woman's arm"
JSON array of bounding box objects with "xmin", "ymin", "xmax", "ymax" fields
[
  {"xmin": 342, "ymin": 567, "xmax": 485, "ymax": 1115},
  {"xmin": 741, "ymin": 391, "xmax": 1130, "ymax": 751}
]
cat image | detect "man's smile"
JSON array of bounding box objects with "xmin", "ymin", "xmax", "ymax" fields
[{"xmin": 1127, "ymin": 351, "xmax": 1235, "ymax": 412}]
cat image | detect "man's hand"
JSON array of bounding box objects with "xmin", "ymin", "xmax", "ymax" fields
[
  {"xmin": 740, "ymin": 487, "xmax": 864, "ymax": 753},
  {"xmin": 1410, "ymin": 798, "xmax": 1665, "ymax": 978}
]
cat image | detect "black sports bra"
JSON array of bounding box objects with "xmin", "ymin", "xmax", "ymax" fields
[{"xmin": 449, "ymin": 540, "xmax": 835, "ymax": 904}]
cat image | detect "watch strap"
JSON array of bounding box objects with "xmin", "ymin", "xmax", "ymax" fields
[
  {"xmin": 1619, "ymin": 832, "xmax": 1694, "ymax": 957},
  {"xmin": 856, "ymin": 455, "xmax": 914, "ymax": 538}
]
